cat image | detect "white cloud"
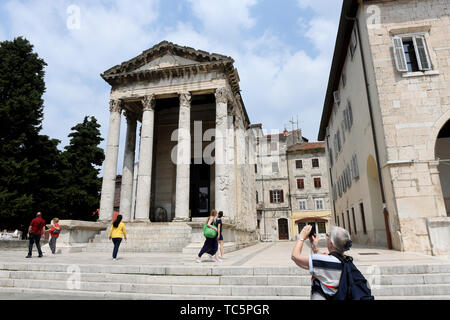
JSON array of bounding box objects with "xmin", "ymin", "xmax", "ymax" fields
[
  {"xmin": 3, "ymin": 0, "xmax": 160, "ymax": 157},
  {"xmin": 187, "ymin": 0, "xmax": 258, "ymax": 39},
  {"xmin": 2, "ymin": 0, "xmax": 342, "ymax": 175}
]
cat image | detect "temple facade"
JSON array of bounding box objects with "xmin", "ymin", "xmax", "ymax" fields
[{"xmin": 96, "ymin": 41, "xmax": 258, "ymax": 251}]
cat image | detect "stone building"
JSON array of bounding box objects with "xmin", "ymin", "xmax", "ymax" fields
[
  {"xmin": 287, "ymin": 142, "xmax": 332, "ymax": 241},
  {"xmin": 253, "ymin": 127, "xmax": 332, "ymax": 241},
  {"xmin": 318, "ymin": 0, "xmax": 450, "ymax": 256},
  {"xmin": 96, "ymin": 41, "xmax": 258, "ymax": 251}
]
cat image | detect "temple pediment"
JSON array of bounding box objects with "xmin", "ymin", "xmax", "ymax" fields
[
  {"xmin": 101, "ymin": 41, "xmax": 234, "ymax": 83},
  {"xmin": 134, "ymin": 54, "xmax": 200, "ymax": 72}
]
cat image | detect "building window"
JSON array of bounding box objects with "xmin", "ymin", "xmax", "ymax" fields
[
  {"xmin": 350, "ymin": 27, "xmax": 358, "ymax": 59},
  {"xmin": 255, "ymin": 164, "xmax": 258, "ymax": 174},
  {"xmin": 312, "ymin": 158, "xmax": 319, "ymax": 168},
  {"xmin": 352, "ymin": 207, "xmax": 357, "ymax": 235},
  {"xmin": 270, "ymin": 190, "xmax": 284, "ymax": 203},
  {"xmin": 314, "ymin": 177, "xmax": 322, "ymax": 188},
  {"xmin": 342, "ymin": 212, "xmax": 346, "ymax": 230},
  {"xmin": 318, "ymin": 222, "xmax": 326, "ymax": 234},
  {"xmin": 347, "ymin": 210, "xmax": 352, "ymax": 235},
  {"xmin": 296, "ymin": 160, "xmax": 303, "ymax": 169},
  {"xmin": 360, "ymin": 202, "xmax": 367, "ymax": 235},
  {"xmin": 272, "ymin": 161, "xmax": 279, "ymax": 173},
  {"xmin": 351, "ymin": 154, "xmax": 360, "ymax": 179},
  {"xmin": 392, "ymin": 35, "xmax": 432, "ymax": 73},
  {"xmin": 341, "ymin": 121, "xmax": 346, "ymax": 144},
  {"xmin": 335, "ymin": 130, "xmax": 342, "ymax": 154},
  {"xmin": 315, "ymin": 199, "xmax": 324, "ymax": 210},
  {"xmin": 342, "ymin": 72, "xmax": 347, "ymax": 88},
  {"xmin": 297, "ymin": 179, "xmax": 305, "ymax": 190},
  {"xmin": 344, "ymin": 100, "xmax": 353, "ymax": 131},
  {"xmin": 256, "ymin": 191, "xmax": 259, "ymax": 204},
  {"xmin": 299, "ymin": 200, "xmax": 306, "ymax": 211},
  {"xmin": 333, "ymin": 90, "xmax": 341, "ymax": 106}
]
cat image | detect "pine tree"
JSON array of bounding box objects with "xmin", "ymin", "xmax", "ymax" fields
[
  {"xmin": 62, "ymin": 116, "xmax": 104, "ymax": 221},
  {"xmin": 0, "ymin": 37, "xmax": 49, "ymax": 231}
]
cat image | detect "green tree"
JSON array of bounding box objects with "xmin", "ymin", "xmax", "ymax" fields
[
  {"xmin": 0, "ymin": 37, "xmax": 50, "ymax": 231},
  {"xmin": 62, "ymin": 116, "xmax": 104, "ymax": 221}
]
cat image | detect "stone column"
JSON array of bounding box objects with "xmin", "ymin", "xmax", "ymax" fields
[
  {"xmin": 119, "ymin": 111, "xmax": 137, "ymax": 222},
  {"xmin": 99, "ymin": 99, "xmax": 122, "ymax": 221},
  {"xmin": 226, "ymin": 107, "xmax": 236, "ymax": 221},
  {"xmin": 215, "ymin": 87, "xmax": 230, "ymax": 215},
  {"xmin": 174, "ymin": 92, "xmax": 192, "ymax": 222},
  {"xmin": 134, "ymin": 94, "xmax": 156, "ymax": 222}
]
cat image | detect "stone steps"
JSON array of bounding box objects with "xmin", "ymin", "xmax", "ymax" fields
[
  {"xmin": 0, "ymin": 287, "xmax": 309, "ymax": 300},
  {"xmin": 1, "ymin": 270, "xmax": 449, "ymax": 287},
  {"xmin": 0, "ymin": 262, "xmax": 450, "ymax": 299}
]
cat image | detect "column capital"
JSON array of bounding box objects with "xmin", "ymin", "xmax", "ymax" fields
[
  {"xmin": 142, "ymin": 94, "xmax": 156, "ymax": 112},
  {"xmin": 179, "ymin": 92, "xmax": 192, "ymax": 107},
  {"xmin": 215, "ymin": 87, "xmax": 231, "ymax": 104},
  {"xmin": 109, "ymin": 99, "xmax": 123, "ymax": 113}
]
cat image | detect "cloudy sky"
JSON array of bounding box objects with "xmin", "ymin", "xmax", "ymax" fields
[{"xmin": 0, "ymin": 0, "xmax": 342, "ymax": 173}]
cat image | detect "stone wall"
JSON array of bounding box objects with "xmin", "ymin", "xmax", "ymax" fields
[{"xmin": 363, "ymin": 0, "xmax": 450, "ymax": 254}]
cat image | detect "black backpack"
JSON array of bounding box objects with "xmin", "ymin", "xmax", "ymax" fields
[{"xmin": 313, "ymin": 252, "xmax": 375, "ymax": 300}]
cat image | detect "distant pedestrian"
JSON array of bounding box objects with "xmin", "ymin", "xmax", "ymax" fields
[
  {"xmin": 108, "ymin": 215, "xmax": 127, "ymax": 261},
  {"xmin": 217, "ymin": 211, "xmax": 224, "ymax": 259},
  {"xmin": 196, "ymin": 210, "xmax": 222, "ymax": 263},
  {"xmin": 26, "ymin": 212, "xmax": 46, "ymax": 258},
  {"xmin": 47, "ymin": 218, "xmax": 61, "ymax": 254}
]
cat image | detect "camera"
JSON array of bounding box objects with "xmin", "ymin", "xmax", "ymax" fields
[{"xmin": 308, "ymin": 225, "xmax": 316, "ymax": 238}]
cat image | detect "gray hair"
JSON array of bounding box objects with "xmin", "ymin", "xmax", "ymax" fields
[{"xmin": 330, "ymin": 226, "xmax": 352, "ymax": 253}]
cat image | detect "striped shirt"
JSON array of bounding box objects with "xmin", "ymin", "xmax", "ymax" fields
[{"xmin": 309, "ymin": 253, "xmax": 342, "ymax": 300}]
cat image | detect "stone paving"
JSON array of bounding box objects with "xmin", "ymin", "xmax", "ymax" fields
[{"xmin": 1, "ymin": 241, "xmax": 448, "ymax": 268}]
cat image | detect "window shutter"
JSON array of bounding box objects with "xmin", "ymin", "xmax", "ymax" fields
[
  {"xmin": 355, "ymin": 155, "xmax": 360, "ymax": 178},
  {"xmin": 333, "ymin": 90, "xmax": 341, "ymax": 105},
  {"xmin": 346, "ymin": 109, "xmax": 351, "ymax": 131},
  {"xmin": 269, "ymin": 190, "xmax": 274, "ymax": 203},
  {"xmin": 413, "ymin": 36, "xmax": 432, "ymax": 71},
  {"xmin": 329, "ymin": 148, "xmax": 334, "ymax": 167},
  {"xmin": 392, "ymin": 37, "xmax": 408, "ymax": 72},
  {"xmin": 348, "ymin": 101, "xmax": 353, "ymax": 128},
  {"xmin": 280, "ymin": 190, "xmax": 284, "ymax": 203}
]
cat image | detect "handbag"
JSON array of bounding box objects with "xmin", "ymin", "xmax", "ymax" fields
[{"xmin": 203, "ymin": 224, "xmax": 217, "ymax": 238}]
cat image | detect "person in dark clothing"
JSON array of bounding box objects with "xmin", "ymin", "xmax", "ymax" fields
[
  {"xmin": 217, "ymin": 211, "xmax": 225, "ymax": 259},
  {"xmin": 196, "ymin": 210, "xmax": 222, "ymax": 263},
  {"xmin": 26, "ymin": 212, "xmax": 46, "ymax": 258}
]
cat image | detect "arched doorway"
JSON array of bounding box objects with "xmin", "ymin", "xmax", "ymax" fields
[
  {"xmin": 436, "ymin": 120, "xmax": 450, "ymax": 216},
  {"xmin": 278, "ymin": 218, "xmax": 289, "ymax": 240}
]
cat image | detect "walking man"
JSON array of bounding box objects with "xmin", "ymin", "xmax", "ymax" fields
[{"xmin": 26, "ymin": 212, "xmax": 46, "ymax": 258}]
